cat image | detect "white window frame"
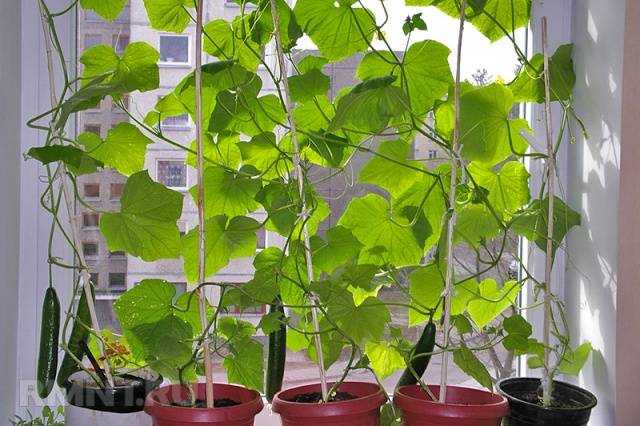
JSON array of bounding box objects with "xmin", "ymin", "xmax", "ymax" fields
[
  {"xmin": 156, "ymin": 158, "xmax": 189, "ymax": 191},
  {"xmin": 158, "ymin": 33, "xmax": 191, "ymax": 67}
]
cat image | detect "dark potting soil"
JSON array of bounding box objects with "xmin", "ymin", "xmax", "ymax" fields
[
  {"xmin": 171, "ymin": 398, "xmax": 240, "ymax": 408},
  {"xmin": 513, "ymin": 389, "xmax": 585, "ymax": 409},
  {"xmin": 286, "ymin": 391, "xmax": 357, "ymax": 403}
]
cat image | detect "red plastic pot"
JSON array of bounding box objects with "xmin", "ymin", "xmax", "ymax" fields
[
  {"xmin": 272, "ymin": 381, "xmax": 387, "ymax": 426},
  {"xmin": 144, "ymin": 383, "xmax": 264, "ymax": 426},
  {"xmin": 394, "ymin": 384, "xmax": 509, "ymax": 426}
]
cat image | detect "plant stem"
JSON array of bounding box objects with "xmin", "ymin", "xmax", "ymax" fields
[
  {"xmin": 541, "ymin": 16, "xmax": 556, "ymax": 407},
  {"xmin": 37, "ymin": 0, "xmax": 114, "ymax": 388},
  {"xmin": 194, "ymin": 0, "xmax": 215, "ymax": 408},
  {"xmin": 268, "ymin": 0, "xmax": 329, "ymax": 402},
  {"xmin": 439, "ymin": 0, "xmax": 466, "ymax": 404}
]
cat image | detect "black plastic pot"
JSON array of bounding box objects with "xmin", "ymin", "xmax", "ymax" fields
[
  {"xmin": 64, "ymin": 368, "xmax": 162, "ymax": 413},
  {"xmin": 497, "ymin": 377, "xmax": 597, "ymax": 426}
]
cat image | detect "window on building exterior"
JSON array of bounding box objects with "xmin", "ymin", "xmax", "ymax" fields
[
  {"xmin": 82, "ymin": 212, "xmax": 100, "ymax": 228},
  {"xmin": 84, "ymin": 34, "xmax": 101, "ymax": 50},
  {"xmin": 109, "ymin": 251, "xmax": 126, "ymax": 258},
  {"xmin": 112, "ymin": 34, "xmax": 129, "ymax": 55},
  {"xmin": 82, "ymin": 242, "xmax": 98, "ymax": 257},
  {"xmin": 113, "ymin": 94, "xmax": 129, "ymax": 110},
  {"xmin": 90, "ymin": 273, "xmax": 99, "ymax": 286},
  {"xmin": 110, "ymin": 183, "xmax": 124, "ymax": 200},
  {"xmin": 159, "ymin": 35, "xmax": 189, "ymax": 64},
  {"xmin": 428, "ymin": 149, "xmax": 438, "ymax": 159},
  {"xmin": 83, "ymin": 183, "xmax": 100, "ymax": 198},
  {"xmin": 109, "ymin": 272, "xmax": 127, "ymax": 289},
  {"xmin": 157, "ymin": 95, "xmax": 190, "ymax": 128},
  {"xmin": 84, "ymin": 124, "xmax": 101, "ymax": 136},
  {"xmin": 256, "ymin": 227, "xmax": 266, "ymax": 250},
  {"xmin": 157, "ymin": 160, "xmax": 187, "ymax": 189}
]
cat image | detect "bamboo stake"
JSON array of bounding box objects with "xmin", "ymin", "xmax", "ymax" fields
[
  {"xmin": 37, "ymin": 1, "xmax": 115, "ymax": 388},
  {"xmin": 194, "ymin": 0, "xmax": 215, "ymax": 408},
  {"xmin": 268, "ymin": 0, "xmax": 329, "ymax": 402},
  {"xmin": 541, "ymin": 16, "xmax": 556, "ymax": 407},
  {"xmin": 439, "ymin": 0, "xmax": 467, "ymax": 404}
]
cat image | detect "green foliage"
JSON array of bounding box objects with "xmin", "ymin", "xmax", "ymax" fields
[
  {"xmin": 11, "ymin": 407, "xmax": 64, "ymax": 426},
  {"xmin": 33, "ymin": 0, "xmax": 588, "ymax": 397},
  {"xmin": 294, "ymin": 0, "xmax": 376, "ymax": 62},
  {"xmin": 100, "ymin": 171, "xmax": 184, "ymax": 261}
]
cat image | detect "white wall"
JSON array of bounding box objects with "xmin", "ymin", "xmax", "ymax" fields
[
  {"xmin": 565, "ymin": 0, "xmax": 625, "ymax": 424},
  {"xmin": 0, "ymin": 0, "xmax": 21, "ymax": 422}
]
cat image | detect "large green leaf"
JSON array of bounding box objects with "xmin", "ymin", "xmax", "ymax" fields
[
  {"xmin": 203, "ymin": 18, "xmax": 262, "ymax": 72},
  {"xmin": 467, "ymin": 279, "xmax": 520, "ymax": 329},
  {"xmin": 330, "ymin": 76, "xmax": 410, "ymax": 133},
  {"xmin": 511, "ymin": 196, "xmax": 581, "ymax": 256},
  {"xmin": 359, "ymin": 140, "xmax": 426, "ymax": 197},
  {"xmin": 238, "ymin": 132, "xmax": 292, "ymax": 179},
  {"xmin": 339, "ymin": 194, "xmax": 428, "ymax": 267},
  {"xmin": 182, "ymin": 215, "xmax": 258, "ymax": 283},
  {"xmin": 186, "ymin": 132, "xmax": 242, "ymax": 170},
  {"xmin": 510, "ymin": 44, "xmax": 576, "ymax": 103},
  {"xmin": 459, "ymin": 84, "xmax": 529, "ymax": 165},
  {"xmin": 128, "ymin": 315, "xmax": 193, "ymax": 381},
  {"xmin": 190, "ymin": 165, "xmax": 262, "ymax": 218},
  {"xmin": 408, "ymin": 264, "xmax": 478, "ymax": 325},
  {"xmin": 365, "ymin": 341, "xmax": 405, "ymax": 379},
  {"xmin": 455, "ymin": 204, "xmax": 501, "ymax": 246},
  {"xmin": 78, "ymin": 123, "xmax": 153, "ymax": 176},
  {"xmin": 80, "ymin": 0, "xmax": 126, "ymax": 22},
  {"xmin": 558, "ymin": 342, "xmax": 592, "ymax": 376},
  {"xmin": 27, "ymin": 145, "xmax": 102, "ymax": 176},
  {"xmin": 357, "ymin": 40, "xmax": 453, "ymax": 115},
  {"xmin": 256, "ymin": 181, "xmax": 329, "ymax": 237},
  {"xmin": 247, "ymin": 0, "xmax": 302, "ymax": 52},
  {"xmin": 224, "ymin": 337, "xmax": 265, "ymax": 391},
  {"xmin": 314, "ymin": 281, "xmax": 391, "ymax": 344},
  {"xmin": 288, "ymin": 68, "xmax": 330, "ymax": 103},
  {"xmin": 310, "ymin": 226, "xmax": 363, "ymax": 274},
  {"xmin": 453, "ymin": 341, "xmax": 493, "ymax": 390},
  {"xmin": 58, "ymin": 42, "xmax": 159, "ymax": 129},
  {"xmin": 143, "ymin": 0, "xmax": 192, "ymax": 33},
  {"xmin": 407, "ymin": 0, "xmax": 531, "ymax": 43},
  {"xmin": 294, "ymin": 0, "xmax": 376, "ymax": 62},
  {"xmin": 468, "ymin": 161, "xmax": 530, "ymax": 220},
  {"xmin": 100, "ymin": 171, "xmax": 184, "ymax": 261}
]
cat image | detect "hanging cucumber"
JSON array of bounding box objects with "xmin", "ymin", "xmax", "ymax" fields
[
  {"xmin": 397, "ymin": 320, "xmax": 436, "ymax": 388},
  {"xmin": 37, "ymin": 287, "xmax": 61, "ymax": 398},
  {"xmin": 265, "ymin": 299, "xmax": 286, "ymax": 403},
  {"xmin": 57, "ymin": 283, "xmax": 94, "ymax": 388}
]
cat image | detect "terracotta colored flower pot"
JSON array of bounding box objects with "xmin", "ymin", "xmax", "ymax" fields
[
  {"xmin": 497, "ymin": 377, "xmax": 597, "ymax": 426},
  {"xmin": 144, "ymin": 383, "xmax": 264, "ymax": 426},
  {"xmin": 394, "ymin": 384, "xmax": 509, "ymax": 426},
  {"xmin": 272, "ymin": 382, "xmax": 387, "ymax": 426}
]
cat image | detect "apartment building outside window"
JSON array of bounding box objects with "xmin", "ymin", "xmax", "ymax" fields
[
  {"xmin": 157, "ymin": 160, "xmax": 188, "ymax": 190},
  {"xmin": 159, "ymin": 34, "xmax": 190, "ymax": 65}
]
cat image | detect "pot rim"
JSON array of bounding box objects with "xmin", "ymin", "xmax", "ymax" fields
[
  {"xmin": 272, "ymin": 381, "xmax": 387, "ymax": 417},
  {"xmin": 144, "ymin": 382, "xmax": 264, "ymax": 421},
  {"xmin": 394, "ymin": 384, "xmax": 509, "ymax": 419},
  {"xmin": 496, "ymin": 377, "xmax": 598, "ymax": 412}
]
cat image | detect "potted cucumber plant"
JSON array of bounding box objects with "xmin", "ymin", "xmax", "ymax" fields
[
  {"xmin": 495, "ymin": 18, "xmax": 598, "ymax": 426},
  {"xmin": 29, "ymin": 1, "xmax": 164, "ymax": 423}
]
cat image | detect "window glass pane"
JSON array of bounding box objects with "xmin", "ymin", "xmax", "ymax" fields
[
  {"xmin": 157, "ymin": 160, "xmax": 187, "ymax": 188},
  {"xmin": 159, "ymin": 35, "xmax": 189, "ymax": 63},
  {"xmin": 83, "ymin": 183, "xmax": 100, "ymax": 198},
  {"xmin": 84, "ymin": 124, "xmax": 101, "ymax": 135},
  {"xmin": 109, "ymin": 251, "xmax": 126, "ymax": 258},
  {"xmin": 256, "ymin": 228, "xmax": 266, "ymax": 249},
  {"xmin": 96, "ymin": 300, "xmax": 121, "ymax": 332},
  {"xmin": 110, "ymin": 183, "xmax": 124, "ymax": 200},
  {"xmin": 108, "ymin": 272, "xmax": 126, "ymax": 289},
  {"xmin": 83, "ymin": 242, "xmax": 98, "ymax": 257},
  {"xmin": 82, "ymin": 212, "xmax": 100, "ymax": 227}
]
